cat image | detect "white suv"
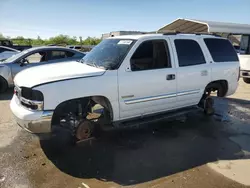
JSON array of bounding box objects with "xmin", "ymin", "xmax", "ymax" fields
[{"xmin": 10, "ymin": 33, "xmax": 240, "ymax": 142}]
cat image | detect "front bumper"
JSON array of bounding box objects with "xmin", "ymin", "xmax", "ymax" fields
[
  {"xmin": 240, "ymin": 70, "xmax": 250, "ymax": 78},
  {"xmin": 10, "ymin": 94, "xmax": 53, "ymax": 133}
]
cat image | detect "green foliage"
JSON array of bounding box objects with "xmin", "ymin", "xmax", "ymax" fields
[
  {"xmin": 0, "ymin": 33, "xmax": 5, "ymax": 39},
  {"xmin": 84, "ymin": 37, "xmax": 102, "ymax": 45},
  {"xmin": 0, "ymin": 34, "xmax": 101, "ymax": 46}
]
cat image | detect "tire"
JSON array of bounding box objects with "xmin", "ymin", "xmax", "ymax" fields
[
  {"xmin": 243, "ymin": 78, "xmax": 250, "ymax": 84},
  {"xmin": 204, "ymin": 97, "xmax": 214, "ymax": 116},
  {"xmin": 0, "ymin": 77, "xmax": 8, "ymax": 93}
]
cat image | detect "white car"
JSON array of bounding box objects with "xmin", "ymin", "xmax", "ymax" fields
[
  {"xmin": 0, "ymin": 46, "xmax": 20, "ymax": 61},
  {"xmin": 10, "ymin": 33, "xmax": 240, "ymax": 143},
  {"xmin": 237, "ymin": 35, "xmax": 250, "ymax": 83}
]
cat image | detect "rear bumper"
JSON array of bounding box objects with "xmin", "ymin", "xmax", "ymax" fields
[
  {"xmin": 240, "ymin": 70, "xmax": 250, "ymax": 78},
  {"xmin": 10, "ymin": 95, "xmax": 53, "ymax": 134}
]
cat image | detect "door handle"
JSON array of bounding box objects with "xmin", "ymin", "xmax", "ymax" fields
[{"xmin": 166, "ymin": 74, "xmax": 175, "ymax": 80}]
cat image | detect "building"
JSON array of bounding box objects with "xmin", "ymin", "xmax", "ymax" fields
[{"xmin": 102, "ymin": 31, "xmax": 149, "ymax": 39}]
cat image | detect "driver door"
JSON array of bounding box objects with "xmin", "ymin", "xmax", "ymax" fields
[{"xmin": 11, "ymin": 51, "xmax": 48, "ymax": 78}]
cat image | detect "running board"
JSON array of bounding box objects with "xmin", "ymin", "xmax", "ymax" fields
[{"xmin": 116, "ymin": 106, "xmax": 200, "ymax": 128}]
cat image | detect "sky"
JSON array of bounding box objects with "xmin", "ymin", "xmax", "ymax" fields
[{"xmin": 0, "ymin": 0, "xmax": 250, "ymax": 39}]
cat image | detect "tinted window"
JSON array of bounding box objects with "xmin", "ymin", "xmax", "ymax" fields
[
  {"xmin": 131, "ymin": 40, "xmax": 171, "ymax": 71},
  {"xmin": 65, "ymin": 51, "xmax": 74, "ymax": 57},
  {"xmin": 175, "ymin": 39, "xmax": 206, "ymax": 67},
  {"xmin": 50, "ymin": 50, "xmax": 72, "ymax": 60},
  {"xmin": 204, "ymin": 38, "xmax": 239, "ymax": 62}
]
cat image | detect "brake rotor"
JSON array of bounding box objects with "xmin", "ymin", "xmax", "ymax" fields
[{"xmin": 75, "ymin": 120, "xmax": 94, "ymax": 140}]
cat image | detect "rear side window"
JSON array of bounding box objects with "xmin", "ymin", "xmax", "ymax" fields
[
  {"xmin": 50, "ymin": 50, "xmax": 74, "ymax": 60},
  {"xmin": 204, "ymin": 38, "xmax": 239, "ymax": 62},
  {"xmin": 175, "ymin": 39, "xmax": 206, "ymax": 67}
]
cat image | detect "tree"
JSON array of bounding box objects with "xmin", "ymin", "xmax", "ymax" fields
[
  {"xmin": 0, "ymin": 33, "xmax": 4, "ymax": 39},
  {"xmin": 31, "ymin": 36, "xmax": 44, "ymax": 46},
  {"xmin": 83, "ymin": 37, "xmax": 101, "ymax": 45},
  {"xmin": 0, "ymin": 33, "xmax": 101, "ymax": 46}
]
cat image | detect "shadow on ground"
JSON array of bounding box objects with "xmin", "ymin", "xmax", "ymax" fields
[
  {"xmin": 0, "ymin": 89, "xmax": 13, "ymax": 100},
  {"xmin": 40, "ymin": 97, "xmax": 250, "ymax": 186}
]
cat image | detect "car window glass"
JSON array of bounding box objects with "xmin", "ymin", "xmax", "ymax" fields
[
  {"xmin": 25, "ymin": 52, "xmax": 45, "ymax": 63},
  {"xmin": 130, "ymin": 40, "xmax": 171, "ymax": 71},
  {"xmin": 240, "ymin": 35, "xmax": 250, "ymax": 54},
  {"xmin": 204, "ymin": 38, "xmax": 240, "ymax": 62},
  {"xmin": 0, "ymin": 48, "xmax": 12, "ymax": 53},
  {"xmin": 65, "ymin": 51, "xmax": 74, "ymax": 57},
  {"xmin": 175, "ymin": 39, "xmax": 206, "ymax": 67},
  {"xmin": 50, "ymin": 50, "xmax": 68, "ymax": 60}
]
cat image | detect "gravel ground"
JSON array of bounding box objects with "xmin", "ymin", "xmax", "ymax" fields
[{"xmin": 0, "ymin": 79, "xmax": 250, "ymax": 188}]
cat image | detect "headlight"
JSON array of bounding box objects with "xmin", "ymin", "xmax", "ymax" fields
[
  {"xmin": 17, "ymin": 87, "xmax": 44, "ymax": 111},
  {"xmin": 21, "ymin": 87, "xmax": 44, "ymax": 101}
]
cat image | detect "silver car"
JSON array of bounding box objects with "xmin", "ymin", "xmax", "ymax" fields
[
  {"xmin": 0, "ymin": 46, "xmax": 85, "ymax": 92},
  {"xmin": 0, "ymin": 46, "xmax": 20, "ymax": 61}
]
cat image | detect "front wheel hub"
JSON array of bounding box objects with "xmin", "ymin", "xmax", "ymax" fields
[{"xmin": 75, "ymin": 120, "xmax": 94, "ymax": 140}]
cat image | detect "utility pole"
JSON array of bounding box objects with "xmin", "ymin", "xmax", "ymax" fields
[{"xmin": 79, "ymin": 36, "xmax": 83, "ymax": 51}]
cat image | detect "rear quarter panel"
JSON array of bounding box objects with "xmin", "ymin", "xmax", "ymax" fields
[{"xmin": 211, "ymin": 62, "xmax": 239, "ymax": 96}]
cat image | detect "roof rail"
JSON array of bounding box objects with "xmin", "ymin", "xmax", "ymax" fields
[{"xmin": 159, "ymin": 30, "xmax": 221, "ymax": 37}]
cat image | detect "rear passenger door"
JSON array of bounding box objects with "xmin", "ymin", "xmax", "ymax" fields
[{"xmin": 171, "ymin": 38, "xmax": 211, "ymax": 107}]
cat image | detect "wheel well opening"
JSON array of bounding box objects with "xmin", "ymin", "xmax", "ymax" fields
[
  {"xmin": 51, "ymin": 96, "xmax": 113, "ymax": 126},
  {"xmin": 205, "ymin": 80, "xmax": 228, "ymax": 97}
]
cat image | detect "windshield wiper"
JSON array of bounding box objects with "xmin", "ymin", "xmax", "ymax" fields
[{"xmin": 85, "ymin": 61, "xmax": 98, "ymax": 68}]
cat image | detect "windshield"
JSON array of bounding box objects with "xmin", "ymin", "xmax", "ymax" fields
[
  {"xmin": 3, "ymin": 49, "xmax": 29, "ymax": 63},
  {"xmin": 80, "ymin": 39, "xmax": 135, "ymax": 70}
]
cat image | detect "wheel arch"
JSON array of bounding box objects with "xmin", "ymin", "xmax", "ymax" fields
[
  {"xmin": 51, "ymin": 95, "xmax": 114, "ymax": 125},
  {"xmin": 205, "ymin": 79, "xmax": 228, "ymax": 97},
  {"xmin": 0, "ymin": 75, "xmax": 9, "ymax": 93}
]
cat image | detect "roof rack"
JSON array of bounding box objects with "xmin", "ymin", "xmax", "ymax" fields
[{"xmin": 158, "ymin": 30, "xmax": 221, "ymax": 37}]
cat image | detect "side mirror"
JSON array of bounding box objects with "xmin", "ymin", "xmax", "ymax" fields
[{"xmin": 19, "ymin": 59, "xmax": 26, "ymax": 67}]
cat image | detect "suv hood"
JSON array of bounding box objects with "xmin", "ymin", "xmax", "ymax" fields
[{"xmin": 14, "ymin": 61, "xmax": 106, "ymax": 88}]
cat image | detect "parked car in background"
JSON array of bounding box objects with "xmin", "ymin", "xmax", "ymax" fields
[
  {"xmin": 67, "ymin": 45, "xmax": 82, "ymax": 51},
  {"xmin": 0, "ymin": 46, "xmax": 86, "ymax": 92},
  {"xmin": 10, "ymin": 33, "xmax": 239, "ymax": 144},
  {"xmin": 0, "ymin": 46, "xmax": 20, "ymax": 61},
  {"xmin": 0, "ymin": 39, "xmax": 32, "ymax": 51},
  {"xmin": 67, "ymin": 45, "xmax": 95, "ymax": 52}
]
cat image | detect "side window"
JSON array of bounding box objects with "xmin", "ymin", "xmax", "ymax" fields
[
  {"xmin": 240, "ymin": 35, "xmax": 250, "ymax": 54},
  {"xmin": 175, "ymin": 39, "xmax": 206, "ymax": 67},
  {"xmin": 204, "ymin": 38, "xmax": 239, "ymax": 62},
  {"xmin": 75, "ymin": 46, "xmax": 81, "ymax": 50},
  {"xmin": 65, "ymin": 51, "xmax": 74, "ymax": 57},
  {"xmin": 0, "ymin": 48, "xmax": 13, "ymax": 53},
  {"xmin": 130, "ymin": 40, "xmax": 171, "ymax": 71},
  {"xmin": 25, "ymin": 52, "xmax": 46, "ymax": 63},
  {"xmin": 50, "ymin": 50, "xmax": 67, "ymax": 60}
]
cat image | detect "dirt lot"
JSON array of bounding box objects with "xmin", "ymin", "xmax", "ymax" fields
[{"xmin": 0, "ymin": 80, "xmax": 250, "ymax": 188}]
